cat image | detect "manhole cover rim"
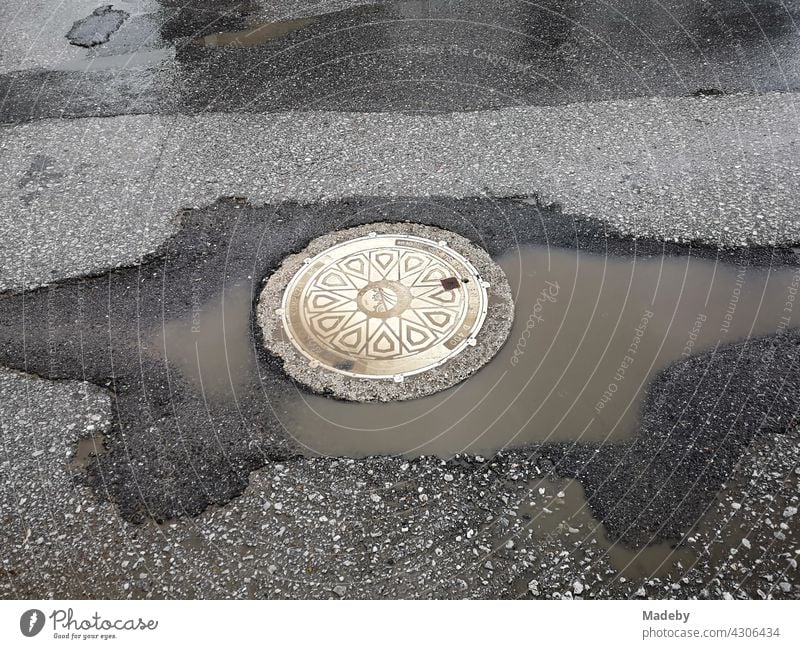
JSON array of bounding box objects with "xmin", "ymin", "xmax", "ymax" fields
[{"xmin": 257, "ymin": 222, "xmax": 514, "ymax": 402}]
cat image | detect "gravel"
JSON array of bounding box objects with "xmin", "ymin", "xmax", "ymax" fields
[{"xmin": 1, "ymin": 361, "xmax": 796, "ymax": 599}]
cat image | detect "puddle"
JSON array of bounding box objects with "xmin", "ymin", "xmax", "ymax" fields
[
  {"xmin": 505, "ymin": 469, "xmax": 787, "ymax": 588},
  {"xmin": 193, "ymin": 17, "xmax": 318, "ymax": 48},
  {"xmin": 281, "ymin": 246, "xmax": 800, "ymax": 457},
  {"xmin": 508, "ymin": 478, "xmax": 695, "ymax": 581},
  {"xmin": 68, "ymin": 433, "xmax": 107, "ymax": 473},
  {"xmin": 511, "ymin": 417, "xmax": 800, "ymax": 590},
  {"xmin": 144, "ymin": 246, "xmax": 799, "ymax": 458},
  {"xmin": 147, "ymin": 285, "xmax": 257, "ymax": 399}
]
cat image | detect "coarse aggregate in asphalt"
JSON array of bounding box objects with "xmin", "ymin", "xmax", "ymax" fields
[
  {"xmin": 2, "ymin": 91, "xmax": 799, "ymax": 292},
  {"xmin": 1, "ymin": 0, "xmax": 799, "ymax": 601},
  {"xmin": 0, "ymin": 197, "xmax": 798, "ymax": 562},
  {"xmin": 1, "ymin": 363, "xmax": 798, "ymax": 599}
]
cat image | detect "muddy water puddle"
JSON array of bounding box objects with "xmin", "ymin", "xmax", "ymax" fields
[
  {"xmin": 145, "ymin": 247, "xmax": 799, "ymax": 457},
  {"xmin": 284, "ymin": 246, "xmax": 800, "ymax": 456},
  {"xmin": 193, "ymin": 17, "xmax": 319, "ymax": 48},
  {"xmin": 507, "ymin": 478, "xmax": 694, "ymax": 581},
  {"xmin": 139, "ymin": 245, "xmax": 798, "ymax": 582},
  {"xmin": 506, "ymin": 468, "xmax": 784, "ymax": 587},
  {"xmin": 68, "ymin": 432, "xmax": 107, "ymax": 473},
  {"xmin": 148, "ymin": 285, "xmax": 258, "ymax": 398}
]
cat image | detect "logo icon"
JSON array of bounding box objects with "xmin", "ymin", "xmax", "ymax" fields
[{"xmin": 20, "ymin": 609, "xmax": 45, "ymax": 637}]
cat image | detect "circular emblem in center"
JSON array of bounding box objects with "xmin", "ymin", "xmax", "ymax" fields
[
  {"xmin": 357, "ymin": 280, "xmax": 411, "ymax": 318},
  {"xmin": 258, "ymin": 223, "xmax": 514, "ymax": 402}
]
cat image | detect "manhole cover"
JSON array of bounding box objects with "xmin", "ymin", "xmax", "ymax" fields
[
  {"xmin": 281, "ymin": 233, "xmax": 488, "ymax": 378},
  {"xmin": 258, "ymin": 223, "xmax": 513, "ymax": 401}
]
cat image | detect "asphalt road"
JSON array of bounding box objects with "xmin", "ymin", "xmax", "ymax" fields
[
  {"xmin": 2, "ymin": 92, "xmax": 799, "ymax": 291},
  {"xmin": 3, "ymin": 0, "xmax": 800, "ymax": 119},
  {"xmin": 1, "ymin": 0, "xmax": 799, "ymax": 599}
]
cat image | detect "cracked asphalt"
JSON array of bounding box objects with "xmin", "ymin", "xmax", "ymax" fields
[{"xmin": 1, "ymin": 0, "xmax": 799, "ymax": 600}]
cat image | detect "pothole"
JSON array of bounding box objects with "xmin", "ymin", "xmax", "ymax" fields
[
  {"xmin": 507, "ymin": 478, "xmax": 695, "ymax": 582},
  {"xmin": 258, "ymin": 223, "xmax": 514, "ymax": 401},
  {"xmin": 67, "ymin": 432, "xmax": 107, "ymax": 474},
  {"xmin": 283, "ymin": 245, "xmax": 800, "ymax": 456}
]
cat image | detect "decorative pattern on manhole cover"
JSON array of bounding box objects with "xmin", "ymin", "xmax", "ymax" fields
[
  {"xmin": 282, "ymin": 234, "xmax": 487, "ymax": 377},
  {"xmin": 258, "ymin": 223, "xmax": 514, "ymax": 402}
]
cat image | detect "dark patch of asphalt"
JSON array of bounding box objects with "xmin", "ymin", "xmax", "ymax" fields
[
  {"xmin": 0, "ymin": 196, "xmax": 798, "ymax": 550},
  {"xmin": 2, "ymin": 0, "xmax": 800, "ymax": 122},
  {"xmin": 66, "ymin": 5, "xmax": 130, "ymax": 48}
]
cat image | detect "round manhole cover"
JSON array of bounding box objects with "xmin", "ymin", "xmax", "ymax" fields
[{"xmin": 258, "ymin": 223, "xmax": 513, "ymax": 401}]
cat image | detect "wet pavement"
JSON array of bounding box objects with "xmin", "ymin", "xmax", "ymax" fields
[
  {"xmin": 3, "ymin": 0, "xmax": 800, "ymax": 120},
  {"xmin": 1, "ymin": 197, "xmax": 798, "ymax": 548},
  {"xmin": 1, "ymin": 0, "xmax": 799, "ymax": 600},
  {"xmin": 1, "ymin": 362, "xmax": 798, "ymax": 599}
]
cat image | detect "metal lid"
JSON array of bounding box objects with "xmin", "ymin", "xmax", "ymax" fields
[
  {"xmin": 258, "ymin": 223, "xmax": 513, "ymax": 402},
  {"xmin": 278, "ymin": 233, "xmax": 489, "ymax": 380}
]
